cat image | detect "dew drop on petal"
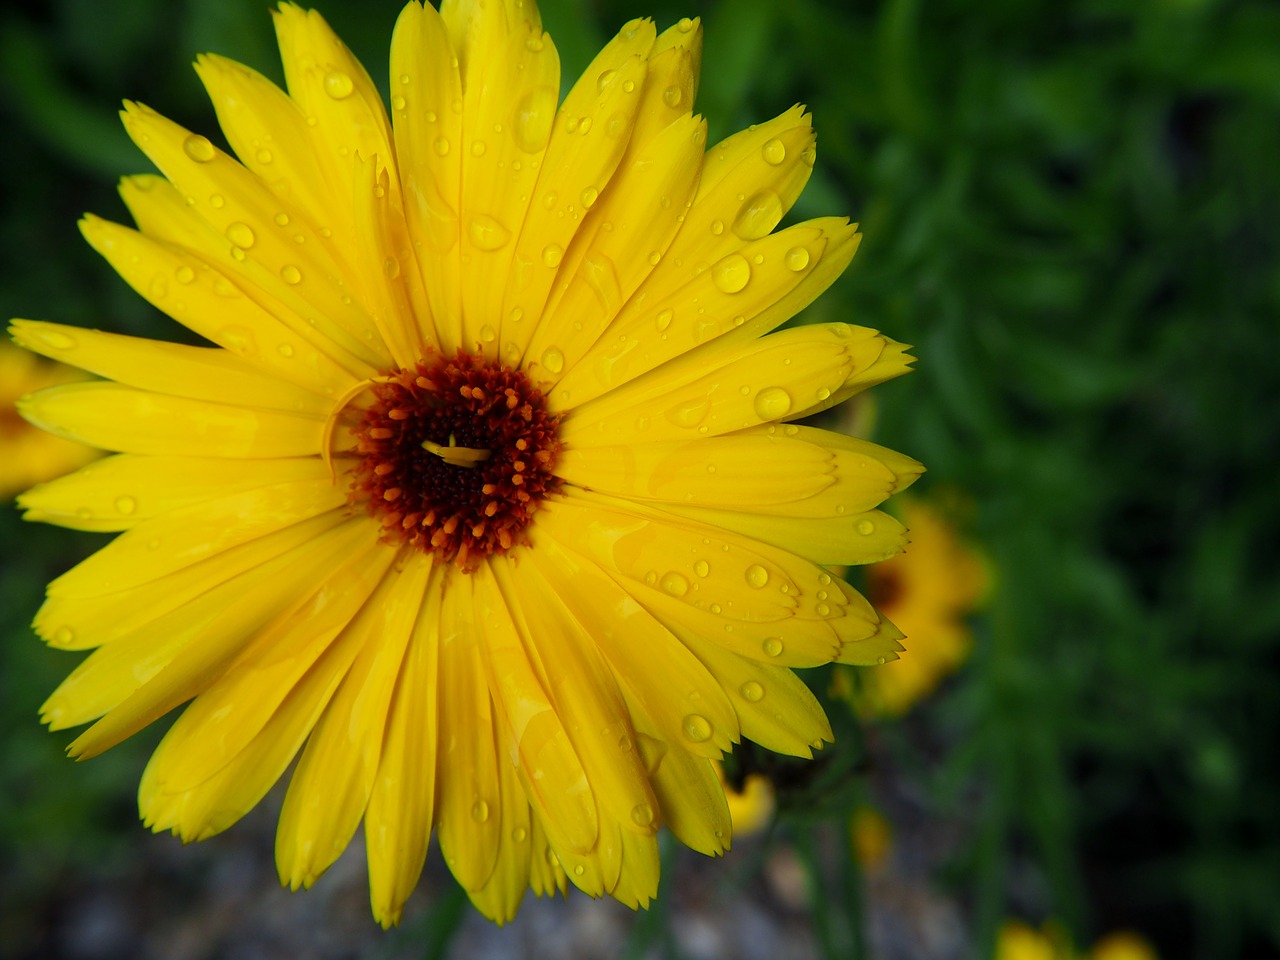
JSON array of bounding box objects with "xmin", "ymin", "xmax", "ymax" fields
[
  {"xmin": 471, "ymin": 800, "xmax": 490, "ymax": 822},
  {"xmin": 277, "ymin": 343, "xmax": 295, "ymax": 357},
  {"xmin": 753, "ymin": 386, "xmax": 792, "ymax": 420},
  {"xmin": 681, "ymin": 714, "xmax": 712, "ymax": 743},
  {"xmin": 175, "ymin": 265, "xmax": 195, "ymax": 284},
  {"xmin": 785, "ymin": 246, "xmax": 811, "ymax": 271},
  {"xmin": 732, "ymin": 188, "xmax": 783, "ymax": 240},
  {"xmin": 391, "ymin": 95, "xmax": 406, "ymax": 111},
  {"xmin": 467, "ymin": 214, "xmax": 512, "ymax": 251},
  {"xmin": 762, "ymin": 637, "xmax": 784, "ymax": 657},
  {"xmin": 573, "ymin": 865, "xmax": 585, "ymax": 877},
  {"xmin": 280, "ymin": 264, "xmax": 302, "ymax": 285},
  {"xmin": 383, "ymin": 256, "xmax": 401, "ymax": 279},
  {"xmin": 540, "ymin": 346, "xmax": 564, "ymax": 374},
  {"xmin": 877, "ymin": 656, "xmax": 887, "ymax": 665},
  {"xmin": 678, "ymin": 16, "xmax": 695, "ymax": 32},
  {"xmin": 514, "ymin": 86, "xmax": 557, "ymax": 152},
  {"xmin": 694, "ymin": 560, "xmax": 710, "ymax": 578},
  {"xmin": 856, "ymin": 519, "xmax": 875, "ymax": 535},
  {"xmin": 660, "ymin": 571, "xmax": 690, "ymax": 597},
  {"xmin": 225, "ymin": 222, "xmax": 256, "ymax": 249},
  {"xmin": 712, "ymin": 254, "xmax": 751, "ymax": 293},
  {"xmin": 630, "ymin": 802, "xmax": 655, "ymax": 827},
  {"xmin": 209, "ymin": 193, "xmax": 225, "ymax": 209},
  {"xmin": 664, "ymin": 395, "xmax": 711, "ymax": 428},
  {"xmin": 745, "ymin": 564, "xmax": 769, "ymax": 589},
  {"xmin": 580, "ymin": 185, "xmax": 599, "ymax": 208},
  {"xmin": 470, "ymin": 139, "xmax": 487, "ymax": 157},
  {"xmin": 740, "ymin": 681, "xmax": 764, "ymax": 702},
  {"xmin": 596, "ymin": 68, "xmax": 616, "ymax": 92},
  {"xmin": 274, "ymin": 212, "xmax": 290, "ymax": 227},
  {"xmin": 433, "ymin": 137, "xmax": 450, "ymax": 156},
  {"xmin": 512, "ymin": 826, "xmax": 528, "ymax": 842},
  {"xmin": 182, "ymin": 134, "xmax": 215, "ymax": 162},
  {"xmin": 35, "ymin": 328, "xmax": 76, "ymax": 350},
  {"xmin": 541, "ymin": 244, "xmax": 563, "ymax": 268},
  {"xmin": 662, "ymin": 85, "xmax": 684, "ymax": 108},
  {"xmin": 761, "ymin": 138, "xmax": 786, "ymax": 165},
  {"xmin": 114, "ymin": 495, "xmax": 137, "ymax": 515},
  {"xmin": 323, "ymin": 71, "xmax": 354, "ymax": 99},
  {"xmin": 54, "ymin": 626, "xmax": 74, "ymax": 645},
  {"xmin": 815, "ymin": 603, "xmax": 831, "ymax": 617}
]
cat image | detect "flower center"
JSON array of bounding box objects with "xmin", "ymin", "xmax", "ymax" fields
[{"xmin": 350, "ymin": 350, "xmax": 561, "ymax": 571}]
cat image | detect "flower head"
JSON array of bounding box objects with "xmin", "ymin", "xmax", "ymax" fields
[{"xmin": 14, "ymin": 0, "xmax": 920, "ymax": 925}]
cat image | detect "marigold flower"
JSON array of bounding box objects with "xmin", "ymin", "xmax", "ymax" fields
[{"xmin": 13, "ymin": 0, "xmax": 920, "ymax": 925}]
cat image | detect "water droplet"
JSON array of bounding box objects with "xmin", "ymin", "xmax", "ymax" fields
[
  {"xmin": 280, "ymin": 264, "xmax": 302, "ymax": 285},
  {"xmin": 323, "ymin": 70, "xmax": 354, "ymax": 99},
  {"xmin": 383, "ymin": 256, "xmax": 401, "ymax": 279},
  {"xmin": 816, "ymin": 386, "xmax": 831, "ymax": 402},
  {"xmin": 468, "ymin": 214, "xmax": 512, "ymax": 251},
  {"xmin": 34, "ymin": 328, "xmax": 76, "ymax": 350},
  {"xmin": 526, "ymin": 34, "xmax": 545, "ymax": 52},
  {"xmin": 471, "ymin": 800, "xmax": 490, "ymax": 822},
  {"xmin": 182, "ymin": 134, "xmax": 215, "ymax": 162},
  {"xmin": 630, "ymin": 802, "xmax": 655, "ymax": 827},
  {"xmin": 573, "ymin": 864, "xmax": 585, "ymax": 877},
  {"xmin": 678, "ymin": 16, "xmax": 695, "ymax": 32},
  {"xmin": 662, "ymin": 85, "xmax": 684, "ymax": 108},
  {"xmin": 209, "ymin": 193, "xmax": 225, "ymax": 209},
  {"xmin": 664, "ymin": 395, "xmax": 711, "ymax": 429},
  {"xmin": 785, "ymin": 246, "xmax": 811, "ymax": 271},
  {"xmin": 514, "ymin": 85, "xmax": 557, "ymax": 152},
  {"xmin": 433, "ymin": 137, "xmax": 450, "ymax": 156},
  {"xmin": 682, "ymin": 714, "xmax": 712, "ymax": 743},
  {"xmin": 694, "ymin": 560, "xmax": 710, "ymax": 578},
  {"xmin": 470, "ymin": 139, "xmax": 487, "ymax": 157},
  {"xmin": 578, "ymin": 116, "xmax": 593, "ymax": 135},
  {"xmin": 175, "ymin": 265, "xmax": 195, "ymax": 284},
  {"xmin": 477, "ymin": 324, "xmax": 496, "ymax": 344},
  {"xmin": 225, "ymin": 222, "xmax": 256, "ymax": 249},
  {"xmin": 653, "ymin": 309, "xmax": 673, "ymax": 334},
  {"xmin": 540, "ymin": 346, "xmax": 565, "ymax": 374},
  {"xmin": 753, "ymin": 386, "xmax": 792, "ymax": 420},
  {"xmin": 740, "ymin": 681, "xmax": 764, "ymax": 702},
  {"xmin": 53, "ymin": 626, "xmax": 74, "ymax": 645},
  {"xmin": 732, "ymin": 188, "xmax": 784, "ymax": 240},
  {"xmin": 745, "ymin": 564, "xmax": 769, "ymax": 588},
  {"xmin": 257, "ymin": 147, "xmax": 275, "ymax": 164},
  {"xmin": 762, "ymin": 637, "xmax": 784, "ymax": 657},
  {"xmin": 712, "ymin": 254, "xmax": 750, "ymax": 293},
  {"xmin": 648, "ymin": 251, "xmax": 661, "ymax": 266},
  {"xmin": 114, "ymin": 495, "xmax": 137, "ymax": 515},
  {"xmin": 597, "ymin": 68, "xmax": 617, "ymax": 92},
  {"xmin": 230, "ymin": 247, "xmax": 246, "ymax": 262},
  {"xmin": 801, "ymin": 146, "xmax": 817, "ymax": 167},
  {"xmin": 391, "ymin": 94, "xmax": 406, "ymax": 111},
  {"xmin": 513, "ymin": 826, "xmax": 528, "ymax": 842},
  {"xmin": 818, "ymin": 572, "xmax": 832, "ymax": 585},
  {"xmin": 580, "ymin": 185, "xmax": 599, "ymax": 208},
  {"xmin": 541, "ymin": 244, "xmax": 563, "ymax": 268},
  {"xmin": 622, "ymin": 79, "xmax": 636, "ymax": 93},
  {"xmin": 660, "ymin": 571, "xmax": 690, "ymax": 597},
  {"xmin": 856, "ymin": 519, "xmax": 875, "ymax": 535},
  {"xmin": 710, "ymin": 219, "xmax": 725, "ymax": 236},
  {"xmin": 761, "ymin": 138, "xmax": 786, "ymax": 165},
  {"xmin": 876, "ymin": 656, "xmax": 887, "ymax": 665},
  {"xmin": 277, "ymin": 343, "xmax": 295, "ymax": 357},
  {"xmin": 815, "ymin": 603, "xmax": 831, "ymax": 617}
]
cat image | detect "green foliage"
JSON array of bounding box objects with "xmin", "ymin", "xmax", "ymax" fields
[{"xmin": 1, "ymin": 0, "xmax": 1276, "ymax": 957}]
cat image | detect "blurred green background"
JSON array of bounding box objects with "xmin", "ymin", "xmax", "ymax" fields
[{"xmin": 1, "ymin": 0, "xmax": 1277, "ymax": 958}]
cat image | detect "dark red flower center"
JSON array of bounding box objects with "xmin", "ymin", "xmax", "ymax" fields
[{"xmin": 350, "ymin": 350, "xmax": 561, "ymax": 571}]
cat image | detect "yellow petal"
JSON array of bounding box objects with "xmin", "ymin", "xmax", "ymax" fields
[
  {"xmin": 10, "ymin": 320, "xmax": 331, "ymax": 416},
  {"xmin": 453, "ymin": 0, "xmax": 560, "ymax": 357},
  {"xmin": 464, "ymin": 742, "xmax": 533, "ymax": 925},
  {"xmin": 271, "ymin": 3, "xmax": 398, "ymax": 228},
  {"xmin": 35, "ymin": 511, "xmax": 349, "ymax": 651},
  {"xmin": 834, "ymin": 615, "xmax": 907, "ymax": 666},
  {"xmin": 19, "ymin": 382, "xmax": 323, "ymax": 458},
  {"xmin": 277, "ymin": 548, "xmax": 428, "ymax": 890},
  {"xmin": 389, "ymin": 0, "xmax": 465, "ymax": 353},
  {"xmin": 561, "ymin": 322, "xmax": 910, "ymax": 445},
  {"xmin": 193, "ymin": 53, "xmax": 331, "ymax": 220},
  {"xmin": 525, "ymin": 812, "xmax": 568, "ymax": 899},
  {"xmin": 554, "ymin": 220, "xmax": 862, "ymax": 410},
  {"xmin": 471, "ymin": 561, "xmax": 598, "ymax": 854},
  {"xmin": 19, "ymin": 454, "xmax": 329, "ymax": 533},
  {"xmin": 80, "ymin": 211, "xmax": 366, "ymax": 389},
  {"xmin": 524, "ymin": 112, "xmax": 706, "ymax": 380},
  {"xmin": 625, "ymin": 17, "xmax": 701, "ymax": 153},
  {"xmin": 529, "ymin": 525, "xmax": 739, "ymax": 760},
  {"xmin": 677, "ymin": 630, "xmax": 833, "ymax": 758},
  {"xmin": 366, "ymin": 564, "xmax": 445, "ymax": 928},
  {"xmin": 47, "ymin": 476, "xmax": 346, "ymax": 598},
  {"xmin": 434, "ymin": 569, "xmax": 502, "ymax": 891},
  {"xmin": 119, "ymin": 102, "xmax": 390, "ymax": 371},
  {"xmin": 53, "ymin": 519, "xmax": 378, "ymax": 756},
  {"xmin": 499, "ymin": 20, "xmax": 655, "ymax": 363},
  {"xmin": 148, "ymin": 543, "xmax": 401, "ymax": 800},
  {"xmin": 632, "ymin": 707, "xmax": 730, "ymax": 856}
]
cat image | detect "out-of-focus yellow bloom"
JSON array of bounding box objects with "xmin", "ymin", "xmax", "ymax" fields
[
  {"xmin": 1090, "ymin": 931, "xmax": 1158, "ymax": 960},
  {"xmin": 856, "ymin": 496, "xmax": 988, "ymax": 716},
  {"xmin": 849, "ymin": 804, "xmax": 891, "ymax": 871},
  {"xmin": 714, "ymin": 761, "xmax": 776, "ymax": 837},
  {"xmin": 996, "ymin": 921, "xmax": 1073, "ymax": 960},
  {"xmin": 0, "ymin": 342, "xmax": 97, "ymax": 498}
]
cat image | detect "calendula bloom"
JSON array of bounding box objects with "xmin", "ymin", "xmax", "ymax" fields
[
  {"xmin": 0, "ymin": 343, "xmax": 98, "ymax": 498},
  {"xmin": 14, "ymin": 0, "xmax": 921, "ymax": 926},
  {"xmin": 855, "ymin": 497, "xmax": 987, "ymax": 716},
  {"xmin": 714, "ymin": 760, "xmax": 776, "ymax": 838}
]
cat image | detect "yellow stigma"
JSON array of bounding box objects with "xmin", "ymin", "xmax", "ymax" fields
[{"xmin": 421, "ymin": 434, "xmax": 493, "ymax": 468}]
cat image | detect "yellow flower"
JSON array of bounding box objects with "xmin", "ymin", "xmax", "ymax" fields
[
  {"xmin": 856, "ymin": 496, "xmax": 987, "ymax": 716},
  {"xmin": 849, "ymin": 804, "xmax": 891, "ymax": 871},
  {"xmin": 714, "ymin": 761, "xmax": 776, "ymax": 838},
  {"xmin": 13, "ymin": 0, "xmax": 920, "ymax": 926},
  {"xmin": 996, "ymin": 921, "xmax": 1074, "ymax": 960},
  {"xmin": 0, "ymin": 343, "xmax": 98, "ymax": 498},
  {"xmin": 1090, "ymin": 931, "xmax": 1159, "ymax": 960}
]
